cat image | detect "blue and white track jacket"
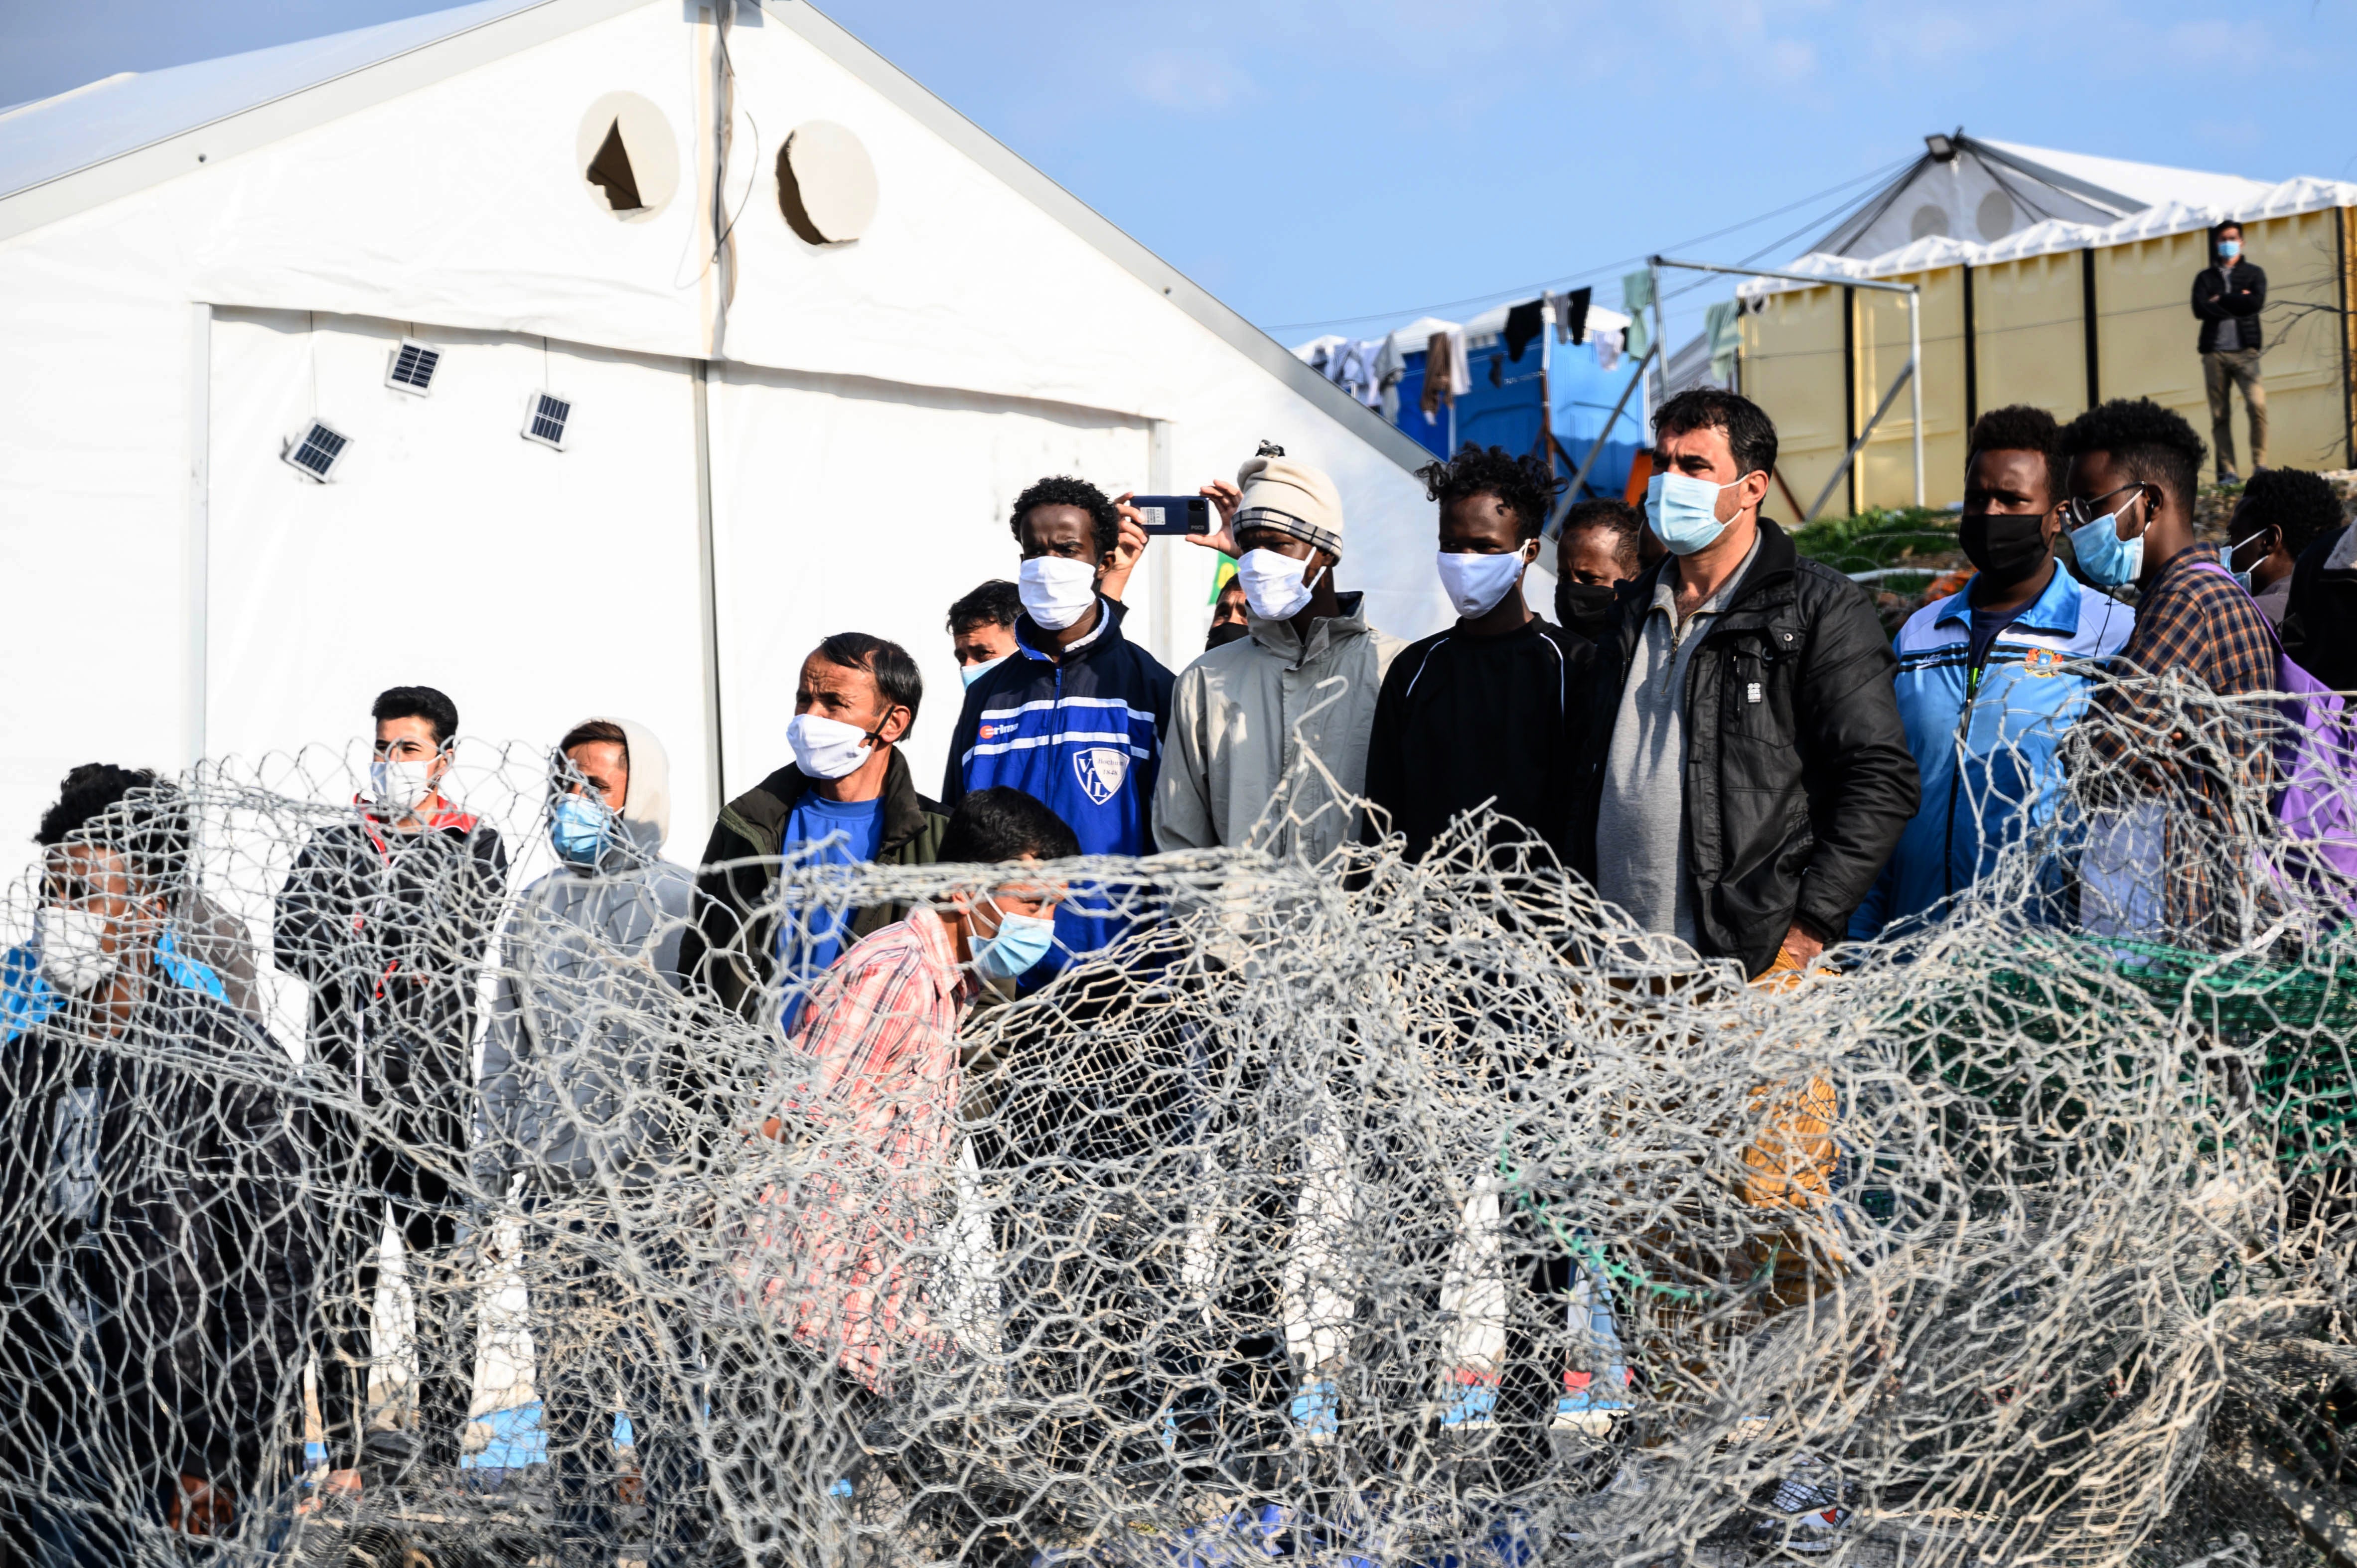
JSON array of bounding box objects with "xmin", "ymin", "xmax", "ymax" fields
[
  {"xmin": 1850, "ymin": 566, "xmax": 2133, "ymax": 940},
  {"xmin": 943, "ymin": 597, "xmax": 1174, "ymax": 965}
]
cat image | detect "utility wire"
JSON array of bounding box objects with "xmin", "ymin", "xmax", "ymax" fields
[{"xmin": 1267, "ymin": 154, "xmax": 1915, "ymax": 333}]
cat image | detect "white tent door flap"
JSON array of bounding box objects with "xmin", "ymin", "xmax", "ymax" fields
[
  {"xmin": 205, "ymin": 307, "xmax": 713, "ymax": 841},
  {"xmin": 706, "ymin": 368, "xmax": 1153, "ymax": 802}
]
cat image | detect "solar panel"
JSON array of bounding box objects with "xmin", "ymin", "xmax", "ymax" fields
[
  {"xmin": 279, "ymin": 419, "xmax": 351, "ymax": 482},
  {"xmin": 385, "ymin": 338, "xmax": 441, "ymax": 395},
  {"xmin": 521, "ymin": 391, "xmax": 571, "ymax": 450}
]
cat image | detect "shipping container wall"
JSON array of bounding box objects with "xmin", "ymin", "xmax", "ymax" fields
[
  {"xmin": 1740, "ymin": 203, "xmax": 2354, "ymax": 522},
  {"xmin": 1855, "ymin": 266, "xmax": 1967, "ymax": 512},
  {"xmin": 1740, "ymin": 284, "xmax": 1847, "ymax": 521}
]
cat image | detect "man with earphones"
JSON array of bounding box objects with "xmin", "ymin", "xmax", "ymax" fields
[
  {"xmin": 943, "ymin": 476, "xmax": 1174, "ymax": 976},
  {"xmin": 685, "ymin": 634, "xmax": 948, "ymax": 1034},
  {"xmin": 1569, "ymin": 389, "xmax": 1916, "ymax": 981}
]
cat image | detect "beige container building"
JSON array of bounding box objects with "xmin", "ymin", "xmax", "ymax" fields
[{"xmin": 1732, "ymin": 136, "xmax": 2357, "ymax": 516}]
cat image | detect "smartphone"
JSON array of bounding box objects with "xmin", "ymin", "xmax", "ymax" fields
[{"xmin": 1129, "ymin": 494, "xmax": 1213, "ymax": 536}]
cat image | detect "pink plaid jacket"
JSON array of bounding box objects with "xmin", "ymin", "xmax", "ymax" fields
[{"xmin": 739, "ymin": 906, "xmax": 973, "ymax": 1390}]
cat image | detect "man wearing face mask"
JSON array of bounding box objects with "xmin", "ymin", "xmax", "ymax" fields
[
  {"xmin": 1361, "ymin": 444, "xmax": 1592, "ymax": 865},
  {"xmin": 273, "ymin": 684, "xmax": 506, "ymax": 1496},
  {"xmin": 686, "ymin": 635, "xmax": 947, "ymax": 1034},
  {"xmin": 1570, "ymin": 389, "xmax": 1916, "ymax": 979},
  {"xmin": 716, "ymin": 788, "xmax": 1073, "ymax": 1567},
  {"xmin": 2222, "ymin": 466, "xmax": 2343, "ymax": 629},
  {"xmin": 1849, "ymin": 407, "xmax": 2133, "ymax": 942},
  {"xmin": 2193, "ymin": 221, "xmax": 2267, "ymax": 485},
  {"xmin": 944, "ymin": 476, "xmax": 1174, "ymax": 970},
  {"xmin": 1155, "ymin": 452, "xmax": 1403, "ymax": 862},
  {"xmin": 1552, "ymin": 499, "xmax": 1646, "ymax": 645},
  {"xmin": 2064, "ymin": 399, "xmax": 2280, "ymax": 942},
  {"xmin": 947, "ymin": 580, "xmax": 1023, "ymax": 691},
  {"xmin": 477, "ymin": 717, "xmax": 710, "ymax": 1566},
  {"xmin": 3, "ymin": 767, "xmax": 313, "ymax": 1563}
]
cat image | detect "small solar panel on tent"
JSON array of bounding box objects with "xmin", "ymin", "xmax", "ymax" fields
[
  {"xmin": 385, "ymin": 338, "xmax": 441, "ymax": 396},
  {"xmin": 280, "ymin": 419, "xmax": 351, "ymax": 482},
  {"xmin": 522, "ymin": 391, "xmax": 572, "ymax": 450}
]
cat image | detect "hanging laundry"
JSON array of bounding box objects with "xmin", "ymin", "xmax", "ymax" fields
[
  {"xmin": 1563, "ymin": 286, "xmax": 1592, "ymax": 346},
  {"xmin": 1593, "ymin": 326, "xmax": 1624, "ymax": 374},
  {"xmin": 1337, "ymin": 338, "xmax": 1386, "ymax": 408},
  {"xmin": 1621, "ymin": 270, "xmax": 1653, "ymax": 313},
  {"xmin": 1703, "ymin": 299, "xmax": 1744, "ymax": 386},
  {"xmin": 1418, "ymin": 328, "xmax": 1472, "ymax": 422},
  {"xmin": 1623, "ymin": 310, "xmax": 1648, "ymax": 363},
  {"xmin": 1374, "ymin": 334, "xmax": 1408, "ymax": 423},
  {"xmin": 1502, "ymin": 299, "xmax": 1545, "ymax": 363}
]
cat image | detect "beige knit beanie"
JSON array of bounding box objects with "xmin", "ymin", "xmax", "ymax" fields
[{"xmin": 1234, "ymin": 454, "xmax": 1344, "ymax": 560}]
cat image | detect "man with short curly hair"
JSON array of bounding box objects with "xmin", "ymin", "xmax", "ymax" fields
[
  {"xmin": 1361, "ymin": 442, "xmax": 1594, "ymax": 865},
  {"xmin": 943, "ymin": 476, "xmax": 1174, "ymax": 975},
  {"xmin": 2223, "ymin": 466, "xmax": 2344, "ymax": 628},
  {"xmin": 2065, "ymin": 398, "xmax": 2279, "ymax": 945}
]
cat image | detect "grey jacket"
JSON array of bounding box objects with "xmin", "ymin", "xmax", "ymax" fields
[
  {"xmin": 1154, "ymin": 592, "xmax": 1404, "ymax": 864},
  {"xmin": 478, "ymin": 717, "xmax": 696, "ymax": 1194}
]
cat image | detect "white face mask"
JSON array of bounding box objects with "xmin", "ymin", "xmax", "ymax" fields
[
  {"xmin": 1018, "ymin": 557, "xmax": 1100, "ymax": 631},
  {"xmin": 1434, "ymin": 546, "xmax": 1532, "ymax": 619},
  {"xmin": 1237, "ymin": 549, "xmax": 1323, "ymax": 621},
  {"xmin": 960, "ymin": 654, "xmax": 1009, "ymax": 689},
  {"xmin": 788, "ymin": 713, "xmax": 880, "ymax": 781},
  {"xmin": 40, "ymin": 907, "xmax": 117, "ymax": 996},
  {"xmin": 369, "ymin": 757, "xmax": 437, "ymax": 815}
]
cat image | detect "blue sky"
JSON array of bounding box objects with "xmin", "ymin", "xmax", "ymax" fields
[{"xmin": 7, "ymin": 0, "xmax": 2355, "ymax": 352}]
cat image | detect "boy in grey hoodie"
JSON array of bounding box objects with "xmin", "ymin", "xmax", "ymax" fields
[{"xmin": 477, "ymin": 716, "xmax": 707, "ymax": 1566}]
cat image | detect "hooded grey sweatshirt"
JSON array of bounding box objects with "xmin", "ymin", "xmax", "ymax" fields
[{"xmin": 477, "ymin": 717, "xmax": 697, "ymax": 1194}]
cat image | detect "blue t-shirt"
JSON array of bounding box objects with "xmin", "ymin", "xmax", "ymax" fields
[{"xmin": 775, "ymin": 793, "xmax": 885, "ymax": 1034}]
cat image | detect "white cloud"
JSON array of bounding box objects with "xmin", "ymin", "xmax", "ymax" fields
[{"xmin": 1129, "ymin": 47, "xmax": 1255, "ymax": 112}]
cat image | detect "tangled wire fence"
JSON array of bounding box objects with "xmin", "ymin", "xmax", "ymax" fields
[{"xmin": 6, "ymin": 671, "xmax": 2357, "ymax": 1567}]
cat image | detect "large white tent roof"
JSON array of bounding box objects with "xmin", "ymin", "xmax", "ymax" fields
[{"xmin": 0, "ymin": 0, "xmax": 541, "ymax": 201}]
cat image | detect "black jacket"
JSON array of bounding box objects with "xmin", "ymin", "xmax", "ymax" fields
[
  {"xmin": 2281, "ymin": 522, "xmax": 2357, "ymax": 692},
  {"xmin": 1361, "ymin": 615, "xmax": 1594, "ymax": 865},
  {"xmin": 2192, "ymin": 259, "xmax": 2266, "ymax": 355},
  {"xmin": 1569, "ymin": 519, "xmax": 1919, "ymax": 976},
  {"xmin": 0, "ymin": 966, "xmax": 313, "ymax": 1497},
  {"xmin": 681, "ymin": 748, "xmax": 949, "ymax": 1025},
  {"xmin": 273, "ymin": 807, "xmax": 507, "ymax": 1146}
]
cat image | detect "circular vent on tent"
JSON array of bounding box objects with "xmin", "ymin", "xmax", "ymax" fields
[
  {"xmin": 1977, "ymin": 191, "xmax": 2016, "ymax": 241},
  {"xmin": 1909, "ymin": 203, "xmax": 1951, "ymax": 241},
  {"xmin": 576, "ymin": 93, "xmax": 679, "ymax": 223},
  {"xmin": 777, "ymin": 122, "xmax": 878, "ymax": 245}
]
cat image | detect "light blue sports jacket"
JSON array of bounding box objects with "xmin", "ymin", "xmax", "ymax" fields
[{"xmin": 1850, "ymin": 566, "xmax": 2133, "ymax": 941}]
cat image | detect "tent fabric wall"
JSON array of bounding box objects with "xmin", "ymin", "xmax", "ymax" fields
[
  {"xmin": 0, "ymin": 0, "xmax": 1438, "ymax": 847},
  {"xmin": 204, "ymin": 307, "xmax": 716, "ymax": 841},
  {"xmin": 1742, "ymin": 204, "xmax": 2356, "ymax": 515},
  {"xmin": 704, "ymin": 366, "xmax": 1153, "ymax": 806}
]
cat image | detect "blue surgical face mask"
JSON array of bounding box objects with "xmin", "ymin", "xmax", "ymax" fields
[
  {"xmin": 961, "ymin": 654, "xmax": 1009, "ymax": 689},
  {"xmin": 973, "ymin": 906, "xmax": 1056, "ymax": 981},
  {"xmin": 2067, "ymin": 493, "xmax": 2147, "ymax": 590},
  {"xmin": 551, "ymin": 791, "xmax": 616, "ymax": 867},
  {"xmin": 1645, "ymin": 470, "xmax": 1756, "ymax": 557},
  {"xmin": 2218, "ymin": 239, "xmax": 2241, "ymax": 262}
]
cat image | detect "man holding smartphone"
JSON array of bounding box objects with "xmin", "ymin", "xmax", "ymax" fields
[{"xmin": 1155, "ymin": 450, "xmax": 1402, "ymax": 863}]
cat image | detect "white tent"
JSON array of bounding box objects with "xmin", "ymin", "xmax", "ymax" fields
[{"xmin": 0, "ymin": 0, "xmax": 1439, "ymax": 851}]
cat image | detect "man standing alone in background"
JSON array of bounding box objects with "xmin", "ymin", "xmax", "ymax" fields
[{"xmin": 2193, "ymin": 220, "xmax": 2266, "ymax": 485}]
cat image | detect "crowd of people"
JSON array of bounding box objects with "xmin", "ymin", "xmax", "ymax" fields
[{"xmin": 3, "ymin": 382, "xmax": 2352, "ymax": 1562}]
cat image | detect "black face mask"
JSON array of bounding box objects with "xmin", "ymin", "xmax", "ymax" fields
[
  {"xmin": 1555, "ymin": 579, "xmax": 1618, "ymax": 643},
  {"xmin": 1958, "ymin": 511, "xmax": 2050, "ymax": 588}
]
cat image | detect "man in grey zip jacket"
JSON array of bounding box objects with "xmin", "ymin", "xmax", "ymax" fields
[{"xmin": 476, "ymin": 716, "xmax": 708, "ymax": 1566}]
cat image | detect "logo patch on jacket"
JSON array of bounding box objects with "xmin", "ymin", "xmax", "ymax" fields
[
  {"xmin": 1073, "ymin": 746, "xmax": 1130, "ymax": 806},
  {"xmin": 2023, "ymin": 647, "xmax": 2061, "ymax": 677}
]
